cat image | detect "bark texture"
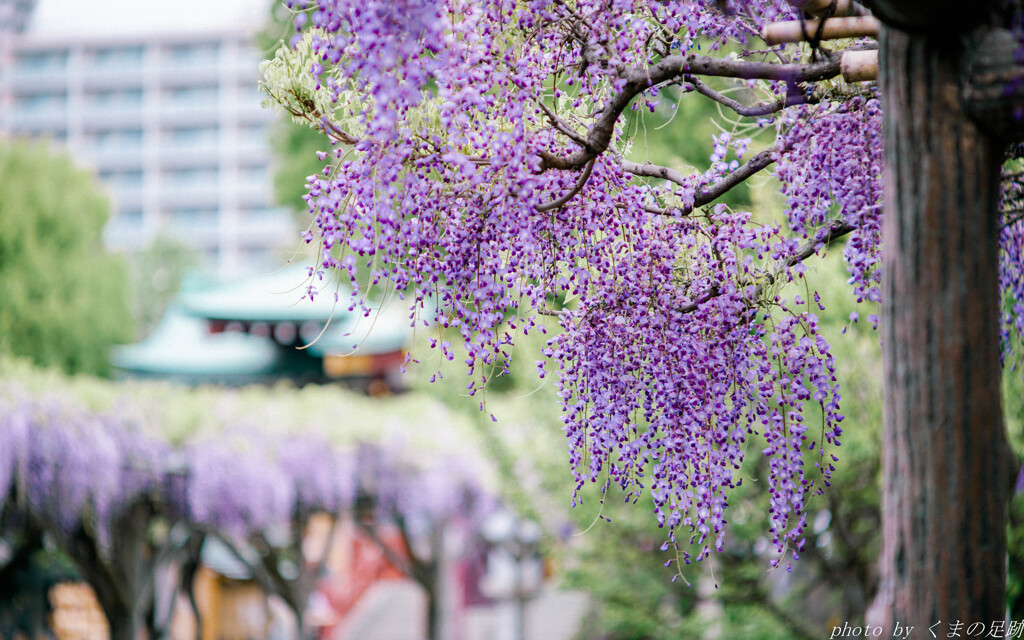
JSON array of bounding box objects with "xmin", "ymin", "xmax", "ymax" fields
[{"xmin": 872, "ymin": 25, "xmax": 1015, "ymax": 627}]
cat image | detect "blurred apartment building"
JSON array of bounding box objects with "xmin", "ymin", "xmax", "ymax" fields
[{"xmin": 0, "ymin": 0, "xmax": 296, "ymax": 277}]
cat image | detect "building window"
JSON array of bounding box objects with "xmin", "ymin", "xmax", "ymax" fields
[
  {"xmin": 166, "ymin": 126, "xmax": 218, "ymax": 148},
  {"xmin": 15, "ymin": 92, "xmax": 66, "ymax": 111},
  {"xmin": 170, "ymin": 208, "xmax": 216, "ymax": 225},
  {"xmin": 99, "ymin": 169, "xmax": 144, "ymax": 188},
  {"xmin": 15, "ymin": 50, "xmax": 67, "ymax": 71},
  {"xmin": 164, "ymin": 168, "xmax": 218, "ymax": 187},
  {"xmin": 90, "ymin": 88, "xmax": 144, "ymax": 107},
  {"xmin": 92, "ymin": 46, "xmax": 145, "ymax": 68},
  {"xmin": 94, "ymin": 129, "xmax": 144, "ymax": 151},
  {"xmin": 166, "ymin": 43, "xmax": 219, "ymax": 64},
  {"xmin": 166, "ymin": 86, "xmax": 218, "ymax": 107}
]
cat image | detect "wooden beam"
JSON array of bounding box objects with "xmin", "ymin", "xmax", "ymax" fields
[
  {"xmin": 763, "ymin": 16, "xmax": 880, "ymax": 45},
  {"xmin": 841, "ymin": 49, "xmax": 879, "ymax": 81}
]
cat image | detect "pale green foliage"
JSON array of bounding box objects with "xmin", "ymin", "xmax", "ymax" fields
[
  {"xmin": 260, "ymin": 32, "xmax": 478, "ymax": 158},
  {"xmin": 0, "ymin": 141, "xmax": 132, "ymax": 376},
  {"xmin": 259, "ymin": 30, "xmax": 346, "ymax": 131},
  {"xmin": 0, "ymin": 354, "xmax": 486, "ymax": 459}
]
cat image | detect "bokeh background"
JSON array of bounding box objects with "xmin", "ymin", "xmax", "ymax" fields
[{"xmin": 1, "ymin": 1, "xmax": 1022, "ymax": 639}]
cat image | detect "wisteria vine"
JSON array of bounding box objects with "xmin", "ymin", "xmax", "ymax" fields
[{"xmin": 263, "ymin": 0, "xmax": 1023, "ymax": 569}]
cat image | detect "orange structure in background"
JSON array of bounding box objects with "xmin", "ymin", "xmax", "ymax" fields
[
  {"xmin": 49, "ymin": 583, "xmax": 108, "ymax": 640},
  {"xmin": 46, "ymin": 516, "xmax": 418, "ymax": 640},
  {"xmin": 186, "ymin": 568, "xmax": 281, "ymax": 640}
]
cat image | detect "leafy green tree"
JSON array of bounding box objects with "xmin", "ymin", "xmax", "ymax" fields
[
  {"xmin": 270, "ymin": 120, "xmax": 326, "ymax": 218},
  {"xmin": 127, "ymin": 233, "xmax": 199, "ymax": 339},
  {"xmin": 0, "ymin": 141, "xmax": 132, "ymax": 376}
]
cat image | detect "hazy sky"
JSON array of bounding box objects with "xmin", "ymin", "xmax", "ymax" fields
[{"xmin": 29, "ymin": 0, "xmax": 272, "ymax": 37}]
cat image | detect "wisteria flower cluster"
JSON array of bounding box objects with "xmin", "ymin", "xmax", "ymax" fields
[
  {"xmin": 776, "ymin": 96, "xmax": 884, "ymax": 311},
  {"xmin": 1000, "ymin": 167, "xmax": 1024, "ymax": 367},
  {"xmin": 0, "ymin": 389, "xmax": 169, "ymax": 546},
  {"xmin": 264, "ymin": 0, "xmax": 883, "ymax": 567},
  {"xmin": 0, "ymin": 386, "xmax": 497, "ymax": 639},
  {"xmin": 0, "ymin": 388, "xmax": 491, "ymax": 556},
  {"xmin": 263, "ymin": 0, "xmax": 1020, "ymax": 569}
]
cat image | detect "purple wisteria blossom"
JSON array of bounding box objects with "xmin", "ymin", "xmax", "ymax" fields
[
  {"xmin": 271, "ymin": 0, "xmax": 1024, "ymax": 569},
  {"xmin": 1, "ymin": 386, "xmax": 496, "ymax": 640}
]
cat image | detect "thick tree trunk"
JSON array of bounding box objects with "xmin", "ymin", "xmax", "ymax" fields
[{"xmin": 872, "ymin": 25, "xmax": 1016, "ymax": 628}]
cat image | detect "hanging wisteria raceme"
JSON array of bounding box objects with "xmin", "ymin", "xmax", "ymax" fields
[
  {"xmin": 1000, "ymin": 170, "xmax": 1024, "ymax": 367},
  {"xmin": 0, "ymin": 389, "xmax": 169, "ymax": 545},
  {"xmin": 775, "ymin": 97, "xmax": 884, "ymax": 313},
  {"xmin": 266, "ymin": 0, "xmax": 1022, "ymax": 567},
  {"xmin": 261, "ymin": 0, "xmax": 872, "ymax": 567}
]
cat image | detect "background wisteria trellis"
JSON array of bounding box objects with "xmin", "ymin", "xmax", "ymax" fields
[
  {"xmin": 260, "ymin": 0, "xmax": 1024, "ymax": 572},
  {"xmin": 0, "ymin": 385, "xmax": 494, "ymax": 640}
]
